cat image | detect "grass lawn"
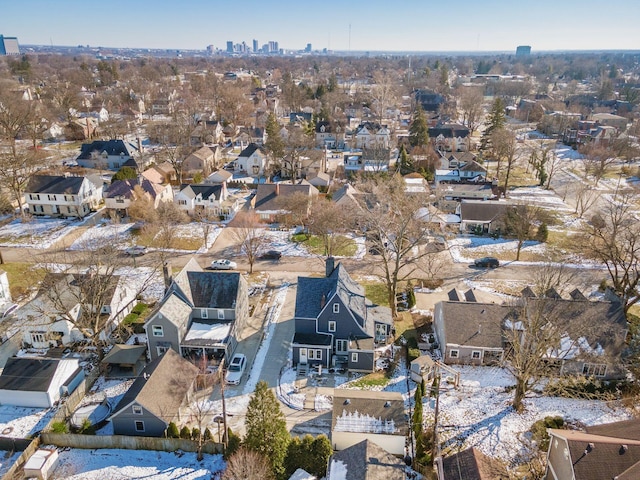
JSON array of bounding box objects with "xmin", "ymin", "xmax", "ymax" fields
[
  {"xmin": 363, "ymin": 283, "xmax": 389, "ymax": 307},
  {"xmin": 132, "ymin": 227, "xmax": 203, "ymax": 251},
  {"xmin": 291, "ymin": 233, "xmax": 358, "ymax": 257},
  {"xmin": 347, "ymin": 371, "xmax": 390, "ymax": 389},
  {"xmin": 394, "ymin": 311, "xmax": 418, "ymax": 345},
  {"xmin": 0, "ymin": 262, "xmax": 47, "ymax": 300}
]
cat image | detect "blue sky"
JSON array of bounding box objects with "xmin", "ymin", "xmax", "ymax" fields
[{"xmin": 1, "ymin": 0, "xmax": 639, "ymax": 52}]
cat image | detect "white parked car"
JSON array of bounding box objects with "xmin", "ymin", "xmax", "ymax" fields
[
  {"xmin": 124, "ymin": 245, "xmax": 148, "ymax": 256},
  {"xmin": 225, "ymin": 353, "xmax": 247, "ymax": 385},
  {"xmin": 209, "ymin": 259, "xmax": 237, "ymax": 270}
]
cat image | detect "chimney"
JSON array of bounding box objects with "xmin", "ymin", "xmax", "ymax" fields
[
  {"xmin": 275, "ymin": 182, "xmax": 280, "ymax": 196},
  {"xmin": 326, "ymin": 257, "xmax": 335, "ymax": 277}
]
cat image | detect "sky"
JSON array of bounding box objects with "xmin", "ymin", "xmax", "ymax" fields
[{"xmin": 1, "ymin": 0, "xmax": 639, "ymax": 53}]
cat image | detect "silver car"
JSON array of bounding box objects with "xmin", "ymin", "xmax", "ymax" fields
[{"xmin": 225, "ymin": 354, "xmax": 246, "ymax": 385}]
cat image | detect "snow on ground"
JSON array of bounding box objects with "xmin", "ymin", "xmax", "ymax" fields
[
  {"xmin": 69, "ymin": 222, "xmax": 134, "ymax": 250},
  {"xmin": 507, "ymin": 186, "xmax": 573, "ymax": 211},
  {"xmin": 52, "ymin": 448, "xmax": 225, "ymax": 480},
  {"xmin": 0, "ymin": 404, "xmax": 55, "ymax": 438},
  {"xmin": 555, "ymin": 145, "xmax": 584, "ymax": 161},
  {"xmin": 0, "ymin": 217, "xmax": 79, "ymax": 249},
  {"xmin": 278, "ymin": 367, "xmax": 304, "ymax": 410},
  {"xmin": 0, "ymin": 451, "xmax": 22, "ymax": 478},
  {"xmin": 431, "ymin": 366, "xmax": 633, "ymax": 465},
  {"xmin": 262, "ymin": 230, "xmax": 313, "ymax": 257}
]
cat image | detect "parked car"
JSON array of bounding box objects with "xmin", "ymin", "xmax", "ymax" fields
[
  {"xmin": 209, "ymin": 259, "xmax": 237, "ymax": 270},
  {"xmin": 124, "ymin": 246, "xmax": 148, "ymax": 256},
  {"xmin": 224, "ymin": 353, "xmax": 247, "ymax": 385},
  {"xmin": 258, "ymin": 250, "xmax": 282, "ymax": 260},
  {"xmin": 474, "ymin": 257, "xmax": 500, "ymax": 268}
]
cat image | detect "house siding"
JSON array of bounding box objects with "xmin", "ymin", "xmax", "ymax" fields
[
  {"xmin": 347, "ymin": 350, "xmax": 374, "ymax": 371},
  {"xmin": 112, "ymin": 403, "xmax": 168, "ymax": 437},
  {"xmin": 293, "ymin": 345, "xmax": 330, "ymax": 367},
  {"xmin": 545, "ymin": 435, "xmax": 574, "ymax": 480},
  {"xmin": 145, "ymin": 314, "xmax": 181, "ymax": 361},
  {"xmin": 331, "ymin": 431, "xmax": 405, "ymax": 456}
]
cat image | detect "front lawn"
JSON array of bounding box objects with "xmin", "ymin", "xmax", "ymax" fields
[
  {"xmin": 291, "ymin": 233, "xmax": 358, "ymax": 257},
  {"xmin": 0, "ymin": 262, "xmax": 47, "ymax": 300},
  {"xmin": 363, "ymin": 283, "xmax": 389, "ymax": 307}
]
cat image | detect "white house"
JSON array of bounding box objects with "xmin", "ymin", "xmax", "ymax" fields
[
  {"xmin": 174, "ymin": 183, "xmax": 237, "ymax": 218},
  {"xmin": 26, "ymin": 175, "xmax": 103, "ymax": 218},
  {"xmin": 76, "ymin": 139, "xmax": 140, "ymax": 170},
  {"xmin": 234, "ymin": 143, "xmax": 269, "ymax": 176},
  {"xmin": 352, "ymin": 123, "xmax": 391, "ymax": 149}
]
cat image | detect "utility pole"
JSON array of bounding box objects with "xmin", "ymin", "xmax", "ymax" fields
[
  {"xmin": 432, "ymin": 373, "xmax": 442, "ymax": 464},
  {"xmin": 220, "ymin": 367, "xmax": 228, "ymax": 450}
]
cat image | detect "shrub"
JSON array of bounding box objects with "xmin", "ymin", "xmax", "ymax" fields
[
  {"xmin": 598, "ymin": 279, "xmax": 608, "ymax": 292},
  {"xmin": 191, "ymin": 427, "xmax": 201, "ymax": 441},
  {"xmin": 179, "ymin": 426, "xmax": 191, "ymax": 439},
  {"xmin": 80, "ymin": 419, "xmax": 95, "ymax": 435},
  {"xmin": 406, "ymin": 284, "xmax": 416, "ymax": 309},
  {"xmin": 50, "ymin": 421, "xmax": 68, "ymax": 434},
  {"xmin": 530, "ymin": 416, "xmax": 564, "ymax": 451},
  {"xmin": 408, "ymin": 348, "xmax": 420, "ymax": 363},
  {"xmin": 203, "ymin": 428, "xmax": 213, "ymax": 441},
  {"xmin": 132, "ymin": 303, "xmax": 148, "ymax": 315},
  {"xmin": 166, "ymin": 422, "xmax": 180, "ymax": 438},
  {"xmin": 536, "ymin": 223, "xmax": 549, "ymax": 242},
  {"xmin": 122, "ymin": 312, "xmax": 139, "ymax": 325},
  {"xmin": 224, "ymin": 428, "xmax": 241, "ymax": 460}
]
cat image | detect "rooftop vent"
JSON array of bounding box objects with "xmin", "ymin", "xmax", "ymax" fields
[
  {"xmin": 620, "ymin": 445, "xmax": 628, "ymax": 455},
  {"xmin": 384, "ymin": 401, "xmax": 391, "ymax": 408},
  {"xmin": 344, "ymin": 399, "xmax": 350, "ymax": 405}
]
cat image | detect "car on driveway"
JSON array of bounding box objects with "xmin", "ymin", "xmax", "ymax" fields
[
  {"xmin": 124, "ymin": 246, "xmax": 148, "ymax": 256},
  {"xmin": 209, "ymin": 259, "xmax": 237, "ymax": 270},
  {"xmin": 258, "ymin": 250, "xmax": 282, "ymax": 260},
  {"xmin": 224, "ymin": 353, "xmax": 247, "ymax": 385},
  {"xmin": 474, "ymin": 256, "xmax": 500, "ymax": 268}
]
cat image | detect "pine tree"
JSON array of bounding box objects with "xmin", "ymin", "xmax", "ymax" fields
[
  {"xmin": 409, "ymin": 104, "xmax": 429, "ymax": 149},
  {"xmin": 179, "ymin": 425, "xmax": 191, "ymax": 439},
  {"xmin": 480, "ymin": 97, "xmax": 506, "ymax": 154},
  {"xmin": 244, "ymin": 380, "xmax": 290, "ymax": 478},
  {"xmin": 166, "ymin": 422, "xmax": 180, "ymax": 438},
  {"xmin": 264, "ymin": 113, "xmax": 285, "ymax": 163},
  {"xmin": 397, "ymin": 144, "xmax": 414, "ymax": 174},
  {"xmin": 309, "ymin": 435, "xmax": 332, "ymax": 478}
]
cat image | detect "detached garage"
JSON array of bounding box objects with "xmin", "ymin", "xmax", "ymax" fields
[{"xmin": 0, "ymin": 357, "xmax": 84, "ymax": 408}]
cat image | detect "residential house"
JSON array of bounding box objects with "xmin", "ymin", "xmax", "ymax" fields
[
  {"xmin": 174, "ymin": 183, "xmax": 236, "ymax": 219},
  {"xmin": 352, "ymin": 123, "xmax": 391, "ymax": 149},
  {"xmin": 234, "ymin": 143, "xmax": 269, "ymax": 177},
  {"xmin": 152, "ymin": 161, "xmax": 178, "ymax": 184},
  {"xmin": 144, "ymin": 258, "xmax": 249, "ymax": 366},
  {"xmin": 104, "ymin": 176, "xmax": 173, "ymax": 217},
  {"xmin": 415, "ymin": 89, "xmax": 446, "ymax": 113},
  {"xmin": 204, "ymin": 169, "xmax": 233, "ymax": 185},
  {"xmin": 26, "ymin": 174, "xmax": 103, "ymax": 218},
  {"xmin": 66, "ymin": 117, "xmax": 98, "ymax": 141},
  {"xmin": 331, "ymin": 390, "xmax": 407, "ymax": 455},
  {"xmin": 458, "ymin": 200, "xmax": 511, "ymax": 234},
  {"xmin": 308, "ymin": 172, "xmax": 331, "ymax": 188},
  {"xmin": 151, "ymin": 89, "xmax": 177, "ymax": 116},
  {"xmin": 253, "ymin": 182, "xmax": 319, "ymax": 222},
  {"xmin": 237, "ymin": 126, "xmax": 266, "ymax": 146},
  {"xmin": 4, "ymin": 272, "xmax": 137, "ymax": 349},
  {"xmin": 545, "ymin": 419, "xmax": 640, "ymax": 480},
  {"xmin": 434, "ymin": 156, "xmax": 487, "ymax": 185},
  {"xmin": 0, "ymin": 356, "xmax": 84, "ymax": 408},
  {"xmin": 403, "ymin": 172, "xmax": 430, "ymax": 196},
  {"xmin": 101, "ymin": 343, "xmax": 147, "ymax": 378},
  {"xmin": 327, "ymin": 439, "xmax": 406, "ymax": 479},
  {"xmin": 76, "ymin": 139, "xmax": 139, "ymax": 171},
  {"xmin": 429, "ymin": 123, "xmax": 471, "ymax": 152},
  {"xmin": 110, "ymin": 349, "xmax": 200, "ymax": 437},
  {"xmin": 190, "ymin": 120, "xmax": 224, "ymax": 146},
  {"xmin": 79, "ymin": 106, "xmax": 109, "ymax": 123},
  {"xmin": 440, "ymin": 447, "xmax": 509, "ymax": 480},
  {"xmin": 183, "ymin": 145, "xmax": 222, "ymax": 176},
  {"xmin": 433, "ymin": 290, "xmax": 627, "ymax": 379},
  {"xmin": 292, "ymin": 259, "xmax": 393, "ymax": 372},
  {"xmin": 315, "ymin": 121, "xmax": 345, "ymax": 149},
  {"xmin": 590, "ymin": 113, "xmax": 628, "ymax": 131},
  {"xmin": 332, "ymin": 184, "xmax": 364, "ymax": 211}
]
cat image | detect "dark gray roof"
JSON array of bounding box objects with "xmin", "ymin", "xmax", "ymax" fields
[
  {"xmin": 181, "ymin": 183, "xmax": 223, "ymax": 201},
  {"xmin": 238, "ymin": 142, "xmax": 264, "ymax": 158},
  {"xmin": 111, "ymin": 349, "xmax": 199, "ymax": 422},
  {"xmin": 328, "ymin": 440, "xmax": 405, "ymax": 480},
  {"xmin": 77, "ymin": 139, "xmax": 136, "ymax": 159},
  {"xmin": 438, "ymin": 302, "xmax": 513, "ymax": 349},
  {"xmin": 459, "ymin": 200, "xmax": 511, "ymax": 222},
  {"xmin": 26, "ymin": 175, "xmax": 98, "ymax": 195},
  {"xmin": 587, "ymin": 419, "xmax": 640, "ymax": 441},
  {"xmin": 105, "ymin": 177, "xmax": 162, "ymax": 199},
  {"xmin": 101, "ymin": 344, "xmax": 147, "ymax": 366},
  {"xmin": 429, "ymin": 124, "xmax": 470, "ymax": 138},
  {"xmin": 185, "ymin": 271, "xmax": 241, "ymax": 309},
  {"xmin": 293, "ymin": 332, "xmax": 332, "ymax": 346},
  {"xmin": 0, "ymin": 357, "xmax": 61, "ymax": 392},
  {"xmin": 254, "ymin": 183, "xmax": 317, "ymax": 211}
]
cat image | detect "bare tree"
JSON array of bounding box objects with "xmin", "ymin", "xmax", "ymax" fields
[
  {"xmin": 580, "ymin": 143, "xmax": 617, "ymax": 187},
  {"xmin": 573, "ymin": 183, "xmax": 600, "ymax": 218},
  {"xmin": 358, "ymin": 175, "xmax": 436, "ymax": 317},
  {"xmin": 0, "ymin": 146, "xmax": 46, "ymax": 217},
  {"xmin": 274, "ymin": 190, "xmax": 313, "ymax": 228},
  {"xmin": 580, "ymin": 192, "xmax": 640, "ymax": 313},
  {"xmin": 222, "ymin": 448, "xmax": 275, "ymax": 480},
  {"xmin": 147, "ymin": 116, "xmax": 194, "ymax": 184},
  {"xmin": 503, "ymin": 204, "xmax": 541, "ymax": 261},
  {"xmin": 491, "ymin": 128, "xmax": 519, "ymax": 196},
  {"xmin": 231, "ymin": 211, "xmax": 268, "ymax": 274},
  {"xmin": 307, "ymin": 197, "xmax": 355, "ymax": 258},
  {"xmin": 370, "ymin": 70, "xmax": 399, "ymax": 124},
  {"xmin": 458, "ymin": 86, "xmax": 484, "ymax": 138}
]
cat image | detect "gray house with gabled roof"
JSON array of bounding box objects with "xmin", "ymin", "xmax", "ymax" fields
[
  {"xmin": 76, "ymin": 139, "xmax": 140, "ymax": 170},
  {"xmin": 110, "ymin": 349, "xmax": 199, "ymax": 437},
  {"xmin": 292, "ymin": 259, "xmax": 392, "ymax": 372},
  {"xmin": 144, "ymin": 258, "xmax": 248, "ymax": 368}
]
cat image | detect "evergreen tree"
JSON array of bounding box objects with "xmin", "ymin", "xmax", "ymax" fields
[
  {"xmin": 264, "ymin": 113, "xmax": 285, "ymax": 163},
  {"xmin": 480, "ymin": 97, "xmax": 506, "ymax": 154},
  {"xmin": 166, "ymin": 422, "xmax": 180, "ymax": 438},
  {"xmin": 224, "ymin": 428, "xmax": 242, "ymax": 460},
  {"xmin": 409, "ymin": 104, "xmax": 429, "ymax": 149},
  {"xmin": 244, "ymin": 380, "xmax": 290, "ymax": 478},
  {"xmin": 111, "ymin": 166, "xmax": 138, "ymax": 183},
  {"xmin": 179, "ymin": 425, "xmax": 191, "ymax": 439},
  {"xmin": 397, "ymin": 144, "xmax": 414, "ymax": 174},
  {"xmin": 309, "ymin": 435, "xmax": 332, "ymax": 478},
  {"xmin": 284, "ymin": 434, "xmax": 332, "ymax": 479}
]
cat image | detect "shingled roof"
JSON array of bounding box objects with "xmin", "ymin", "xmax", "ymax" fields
[
  {"xmin": 327, "ymin": 439, "xmax": 405, "ymax": 480},
  {"xmin": 332, "ymin": 390, "xmax": 407, "ymax": 436},
  {"xmin": 442, "ymin": 447, "xmax": 509, "ymax": 480},
  {"xmin": 111, "ymin": 349, "xmax": 199, "ymax": 424},
  {"xmin": 26, "ymin": 175, "xmax": 102, "ymax": 195}
]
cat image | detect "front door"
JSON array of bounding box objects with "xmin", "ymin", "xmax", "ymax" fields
[{"xmin": 299, "ymin": 348, "xmax": 307, "ymax": 365}]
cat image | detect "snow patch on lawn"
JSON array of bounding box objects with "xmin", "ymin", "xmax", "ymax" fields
[
  {"xmin": 0, "ymin": 217, "xmax": 79, "ymax": 249},
  {"xmin": 69, "ymin": 222, "xmax": 134, "ymax": 250},
  {"xmin": 52, "ymin": 448, "xmax": 225, "ymax": 479},
  {"xmin": 0, "ymin": 404, "xmax": 55, "ymax": 438}
]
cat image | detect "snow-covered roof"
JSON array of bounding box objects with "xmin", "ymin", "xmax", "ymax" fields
[{"xmin": 183, "ymin": 322, "xmax": 231, "ymax": 346}]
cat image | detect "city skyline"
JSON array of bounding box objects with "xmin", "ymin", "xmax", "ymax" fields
[{"xmin": 1, "ymin": 0, "xmax": 639, "ymax": 53}]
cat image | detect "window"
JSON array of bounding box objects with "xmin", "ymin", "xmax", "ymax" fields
[
  {"xmin": 328, "ymin": 321, "xmax": 336, "ymax": 332},
  {"xmin": 152, "ymin": 325, "xmax": 164, "ymax": 337},
  {"xmin": 135, "ymin": 420, "xmax": 145, "ymax": 432},
  {"xmin": 47, "ymin": 194, "xmax": 56, "ymax": 201},
  {"xmin": 201, "ymin": 309, "xmax": 208, "ymax": 319},
  {"xmin": 156, "ymin": 345, "xmax": 169, "ymax": 356},
  {"xmin": 351, "ymin": 352, "xmax": 359, "ymax": 363},
  {"xmin": 132, "ymin": 405, "xmax": 143, "ymax": 415},
  {"xmin": 336, "ymin": 339, "xmax": 348, "ymax": 353},
  {"xmin": 116, "ymin": 198, "xmax": 125, "ymax": 204},
  {"xmin": 333, "ymin": 303, "xmax": 339, "ymax": 314},
  {"xmin": 375, "ymin": 323, "xmax": 387, "ymax": 341},
  {"xmin": 218, "ymin": 310, "xmax": 225, "ymax": 320},
  {"xmin": 31, "ymin": 332, "xmax": 46, "ymax": 344},
  {"xmin": 308, "ymin": 349, "xmax": 322, "ymax": 360},
  {"xmin": 178, "ymin": 200, "xmax": 187, "ymax": 206},
  {"xmin": 583, "ymin": 363, "xmax": 607, "ymax": 377},
  {"xmin": 31, "ymin": 194, "xmax": 40, "ymax": 201},
  {"xmin": 472, "ymin": 351, "xmax": 481, "ymax": 360},
  {"xmin": 449, "ymin": 349, "xmax": 459, "ymax": 359}
]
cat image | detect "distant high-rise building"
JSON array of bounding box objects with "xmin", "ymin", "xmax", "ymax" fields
[
  {"xmin": 0, "ymin": 35, "xmax": 20, "ymax": 56},
  {"xmin": 268, "ymin": 41, "xmax": 277, "ymax": 53},
  {"xmin": 516, "ymin": 45, "xmax": 531, "ymax": 57},
  {"xmin": 226, "ymin": 41, "xmax": 233, "ymax": 53},
  {"xmin": 305, "ymin": 43, "xmax": 312, "ymax": 53},
  {"xmin": 253, "ymin": 39, "xmax": 258, "ymax": 53}
]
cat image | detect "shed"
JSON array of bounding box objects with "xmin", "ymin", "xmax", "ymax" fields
[{"xmin": 410, "ymin": 355, "xmax": 436, "ymax": 383}]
